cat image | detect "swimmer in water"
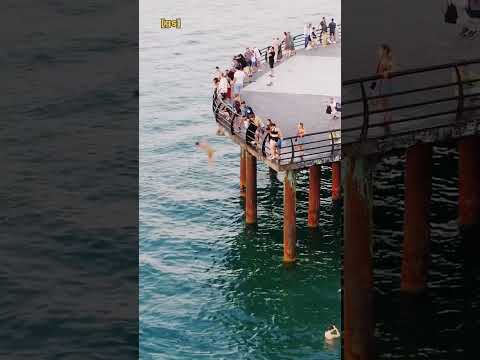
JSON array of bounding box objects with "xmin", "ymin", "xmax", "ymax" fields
[
  {"xmin": 195, "ymin": 141, "xmax": 215, "ymax": 161},
  {"xmin": 324, "ymin": 324, "xmax": 340, "ymax": 340}
]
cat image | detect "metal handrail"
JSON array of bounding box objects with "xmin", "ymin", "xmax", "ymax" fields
[{"xmin": 342, "ymin": 59, "xmax": 480, "ymax": 145}]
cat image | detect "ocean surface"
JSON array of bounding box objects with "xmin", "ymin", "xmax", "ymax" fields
[{"xmin": 140, "ymin": 0, "xmax": 341, "ymax": 359}]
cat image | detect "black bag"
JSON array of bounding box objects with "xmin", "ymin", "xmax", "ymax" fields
[
  {"xmin": 466, "ymin": 0, "xmax": 480, "ymax": 18},
  {"xmin": 370, "ymin": 81, "xmax": 377, "ymax": 90},
  {"xmin": 335, "ymin": 102, "xmax": 341, "ymax": 112},
  {"xmin": 445, "ymin": 1, "xmax": 458, "ymax": 24},
  {"xmin": 326, "ymin": 105, "xmax": 332, "ymax": 114}
]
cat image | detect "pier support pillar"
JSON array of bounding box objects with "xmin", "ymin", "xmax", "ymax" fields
[
  {"xmin": 332, "ymin": 161, "xmax": 341, "ymax": 201},
  {"xmin": 308, "ymin": 164, "xmax": 321, "ymax": 228},
  {"xmin": 344, "ymin": 157, "xmax": 374, "ymax": 360},
  {"xmin": 401, "ymin": 143, "xmax": 432, "ymax": 293},
  {"xmin": 458, "ymin": 136, "xmax": 480, "ymax": 228},
  {"xmin": 240, "ymin": 148, "xmax": 246, "ymax": 197},
  {"xmin": 458, "ymin": 136, "xmax": 480, "ymax": 360},
  {"xmin": 245, "ymin": 152, "xmax": 257, "ymax": 224},
  {"xmin": 283, "ymin": 170, "xmax": 297, "ymax": 262}
]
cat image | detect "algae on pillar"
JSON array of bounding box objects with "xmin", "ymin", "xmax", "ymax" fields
[
  {"xmin": 308, "ymin": 164, "xmax": 321, "ymax": 228},
  {"xmin": 343, "ymin": 156, "xmax": 374, "ymax": 360},
  {"xmin": 283, "ymin": 170, "xmax": 297, "ymax": 262},
  {"xmin": 401, "ymin": 143, "xmax": 432, "ymax": 293},
  {"xmin": 245, "ymin": 152, "xmax": 257, "ymax": 224}
]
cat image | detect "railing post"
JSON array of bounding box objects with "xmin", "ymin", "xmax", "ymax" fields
[
  {"xmin": 360, "ymin": 82, "xmax": 370, "ymax": 141},
  {"xmin": 262, "ymin": 133, "xmax": 269, "ymax": 157},
  {"xmin": 231, "ymin": 114, "xmax": 236, "ymax": 135},
  {"xmin": 454, "ymin": 65, "xmax": 465, "ymax": 121},
  {"xmin": 290, "ymin": 138, "xmax": 295, "ymax": 164}
]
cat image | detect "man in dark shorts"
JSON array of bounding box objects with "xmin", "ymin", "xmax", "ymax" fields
[{"xmin": 329, "ymin": 18, "xmax": 337, "ymax": 43}]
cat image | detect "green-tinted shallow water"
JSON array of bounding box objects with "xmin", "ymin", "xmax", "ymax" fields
[{"xmin": 140, "ymin": 0, "xmax": 341, "ymax": 358}]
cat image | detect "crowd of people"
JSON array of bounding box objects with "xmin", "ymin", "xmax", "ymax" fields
[
  {"xmin": 303, "ymin": 17, "xmax": 337, "ymax": 49},
  {"xmin": 212, "ymin": 20, "xmax": 340, "ymax": 161}
]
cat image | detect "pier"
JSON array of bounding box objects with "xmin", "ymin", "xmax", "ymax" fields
[
  {"xmin": 342, "ymin": 59, "xmax": 480, "ymax": 359},
  {"xmin": 213, "ymin": 28, "xmax": 341, "ymax": 262}
]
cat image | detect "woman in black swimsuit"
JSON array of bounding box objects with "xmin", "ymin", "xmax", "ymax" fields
[{"xmin": 269, "ymin": 123, "xmax": 282, "ymax": 160}]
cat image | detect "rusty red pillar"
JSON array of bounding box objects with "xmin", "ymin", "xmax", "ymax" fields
[
  {"xmin": 240, "ymin": 148, "xmax": 246, "ymax": 197},
  {"xmin": 332, "ymin": 161, "xmax": 341, "ymax": 201},
  {"xmin": 308, "ymin": 164, "xmax": 321, "ymax": 228},
  {"xmin": 245, "ymin": 151, "xmax": 257, "ymax": 224},
  {"xmin": 458, "ymin": 136, "xmax": 480, "ymax": 227},
  {"xmin": 283, "ymin": 170, "xmax": 296, "ymax": 262},
  {"xmin": 344, "ymin": 157, "xmax": 374, "ymax": 359},
  {"xmin": 401, "ymin": 143, "xmax": 432, "ymax": 293}
]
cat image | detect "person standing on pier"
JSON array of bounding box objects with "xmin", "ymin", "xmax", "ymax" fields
[
  {"xmin": 304, "ymin": 23, "xmax": 311, "ymax": 48},
  {"xmin": 268, "ymin": 122, "xmax": 283, "ymax": 160},
  {"xmin": 276, "ymin": 38, "xmax": 283, "ymax": 61},
  {"xmin": 253, "ymin": 47, "xmax": 262, "ymax": 71},
  {"xmin": 267, "ymin": 46, "xmax": 275, "ymax": 77},
  {"xmin": 218, "ymin": 72, "xmax": 228, "ymax": 100},
  {"xmin": 373, "ymin": 44, "xmax": 394, "ymax": 134},
  {"xmin": 329, "ymin": 18, "xmax": 337, "ymax": 43},
  {"xmin": 233, "ymin": 67, "xmax": 246, "ymax": 96},
  {"xmin": 295, "ymin": 122, "xmax": 305, "ymax": 160}
]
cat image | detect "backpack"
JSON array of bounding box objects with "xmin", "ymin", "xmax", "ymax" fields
[
  {"xmin": 466, "ymin": 0, "xmax": 480, "ymax": 17},
  {"xmin": 444, "ymin": 1, "xmax": 458, "ymax": 24},
  {"xmin": 326, "ymin": 105, "xmax": 332, "ymax": 114},
  {"xmin": 335, "ymin": 102, "xmax": 341, "ymax": 112}
]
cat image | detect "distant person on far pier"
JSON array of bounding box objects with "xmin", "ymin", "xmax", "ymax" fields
[
  {"xmin": 195, "ymin": 141, "xmax": 216, "ymax": 163},
  {"xmin": 324, "ymin": 324, "xmax": 340, "ymax": 340},
  {"xmin": 329, "ymin": 18, "xmax": 337, "ymax": 43},
  {"xmin": 233, "ymin": 67, "xmax": 246, "ymax": 97}
]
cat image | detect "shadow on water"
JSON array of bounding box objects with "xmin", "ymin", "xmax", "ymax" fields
[
  {"xmin": 207, "ymin": 166, "xmax": 342, "ymax": 359},
  {"xmin": 372, "ymin": 145, "xmax": 480, "ymax": 359}
]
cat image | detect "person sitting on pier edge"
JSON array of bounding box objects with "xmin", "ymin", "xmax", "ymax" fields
[
  {"xmin": 324, "ymin": 324, "xmax": 340, "ymax": 340},
  {"xmin": 269, "ymin": 122, "xmax": 283, "ymax": 160}
]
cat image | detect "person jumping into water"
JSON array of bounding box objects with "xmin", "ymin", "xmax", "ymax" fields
[{"xmin": 195, "ymin": 141, "xmax": 215, "ymax": 162}]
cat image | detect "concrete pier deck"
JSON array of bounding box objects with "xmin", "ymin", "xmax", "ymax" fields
[{"xmin": 213, "ymin": 35, "xmax": 342, "ymax": 171}]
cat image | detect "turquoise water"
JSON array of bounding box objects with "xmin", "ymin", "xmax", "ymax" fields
[{"xmin": 140, "ymin": 1, "xmax": 341, "ymax": 358}]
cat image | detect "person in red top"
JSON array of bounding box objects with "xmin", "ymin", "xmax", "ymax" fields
[{"xmin": 372, "ymin": 44, "xmax": 394, "ymax": 134}]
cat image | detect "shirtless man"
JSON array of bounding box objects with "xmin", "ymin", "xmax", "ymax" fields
[
  {"xmin": 324, "ymin": 324, "xmax": 340, "ymax": 340},
  {"xmin": 195, "ymin": 141, "xmax": 215, "ymax": 161}
]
